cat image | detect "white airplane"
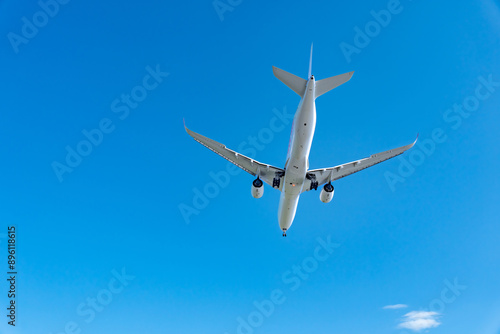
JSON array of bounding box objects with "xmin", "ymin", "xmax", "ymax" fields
[{"xmin": 185, "ymin": 46, "xmax": 417, "ymax": 237}]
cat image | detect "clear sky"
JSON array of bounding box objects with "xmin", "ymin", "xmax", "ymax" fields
[{"xmin": 1, "ymin": 0, "xmax": 499, "ymax": 333}]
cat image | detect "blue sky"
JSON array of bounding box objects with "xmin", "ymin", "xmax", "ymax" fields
[{"xmin": 1, "ymin": 0, "xmax": 499, "ymax": 333}]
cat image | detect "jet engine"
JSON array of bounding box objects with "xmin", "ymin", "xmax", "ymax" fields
[
  {"xmin": 251, "ymin": 178, "xmax": 264, "ymax": 198},
  {"xmin": 319, "ymin": 182, "xmax": 334, "ymax": 203}
]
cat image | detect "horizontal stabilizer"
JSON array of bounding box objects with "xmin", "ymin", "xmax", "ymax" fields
[
  {"xmin": 315, "ymin": 71, "xmax": 354, "ymax": 98},
  {"xmin": 272, "ymin": 66, "xmax": 307, "ymax": 97}
]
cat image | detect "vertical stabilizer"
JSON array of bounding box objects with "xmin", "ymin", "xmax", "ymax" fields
[{"xmin": 308, "ymin": 43, "xmax": 313, "ymax": 79}]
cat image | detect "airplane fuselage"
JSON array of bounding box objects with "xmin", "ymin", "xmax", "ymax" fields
[{"xmin": 278, "ymin": 76, "xmax": 317, "ymax": 232}]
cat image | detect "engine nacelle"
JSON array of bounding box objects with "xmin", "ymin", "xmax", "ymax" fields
[
  {"xmin": 251, "ymin": 178, "xmax": 264, "ymax": 198},
  {"xmin": 319, "ymin": 183, "xmax": 334, "ymax": 203}
]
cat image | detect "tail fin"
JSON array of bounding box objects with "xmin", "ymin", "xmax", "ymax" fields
[
  {"xmin": 272, "ymin": 66, "xmax": 307, "ymax": 96},
  {"xmin": 315, "ymin": 71, "xmax": 354, "ymax": 98},
  {"xmin": 308, "ymin": 43, "xmax": 313, "ymax": 79}
]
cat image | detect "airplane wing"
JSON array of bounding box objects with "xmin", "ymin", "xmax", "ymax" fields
[
  {"xmin": 302, "ymin": 136, "xmax": 418, "ymax": 192},
  {"xmin": 185, "ymin": 124, "xmax": 285, "ymax": 190}
]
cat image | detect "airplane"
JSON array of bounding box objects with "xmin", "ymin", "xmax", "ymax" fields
[{"xmin": 185, "ymin": 45, "xmax": 417, "ymax": 237}]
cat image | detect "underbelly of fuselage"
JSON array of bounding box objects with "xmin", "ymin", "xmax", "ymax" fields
[{"xmin": 278, "ymin": 98, "xmax": 316, "ymax": 231}]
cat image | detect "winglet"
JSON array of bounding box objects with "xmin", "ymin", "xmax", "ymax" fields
[
  {"xmin": 412, "ymin": 133, "xmax": 419, "ymax": 146},
  {"xmin": 183, "ymin": 119, "xmax": 196, "ymax": 138},
  {"xmin": 402, "ymin": 133, "xmax": 418, "ymax": 151}
]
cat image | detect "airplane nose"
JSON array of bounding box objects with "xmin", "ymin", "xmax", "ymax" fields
[{"xmin": 278, "ymin": 208, "xmax": 294, "ymax": 232}]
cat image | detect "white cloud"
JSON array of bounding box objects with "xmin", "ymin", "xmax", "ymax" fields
[
  {"xmin": 383, "ymin": 304, "xmax": 408, "ymax": 310},
  {"xmin": 398, "ymin": 311, "xmax": 441, "ymax": 332}
]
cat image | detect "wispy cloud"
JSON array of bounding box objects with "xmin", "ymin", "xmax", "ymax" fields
[
  {"xmin": 398, "ymin": 311, "xmax": 441, "ymax": 332},
  {"xmin": 383, "ymin": 304, "xmax": 408, "ymax": 310}
]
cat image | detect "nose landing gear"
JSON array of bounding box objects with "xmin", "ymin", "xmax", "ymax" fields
[{"xmin": 282, "ymin": 229, "xmax": 287, "ymax": 237}]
